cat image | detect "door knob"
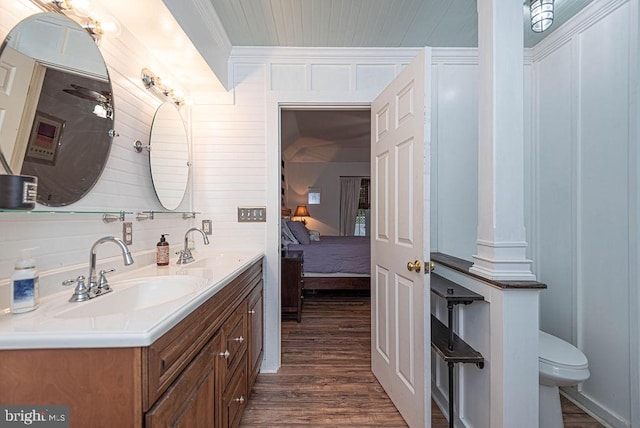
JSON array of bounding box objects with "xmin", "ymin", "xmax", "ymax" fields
[
  {"xmin": 406, "ymin": 260, "xmax": 421, "ymax": 273},
  {"xmin": 425, "ymin": 261, "xmax": 436, "ymax": 274}
]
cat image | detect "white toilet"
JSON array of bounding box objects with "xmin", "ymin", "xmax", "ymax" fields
[{"xmin": 538, "ymin": 330, "xmax": 590, "ymax": 428}]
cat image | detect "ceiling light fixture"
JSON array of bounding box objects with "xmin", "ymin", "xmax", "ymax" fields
[{"xmin": 530, "ymin": 0, "xmax": 554, "ymax": 33}]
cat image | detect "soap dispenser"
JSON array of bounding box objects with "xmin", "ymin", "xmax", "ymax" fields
[
  {"xmin": 157, "ymin": 234, "xmax": 169, "ymax": 266},
  {"xmin": 11, "ymin": 248, "xmax": 39, "ymax": 313}
]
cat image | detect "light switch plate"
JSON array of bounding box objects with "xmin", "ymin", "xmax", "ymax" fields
[
  {"xmin": 122, "ymin": 222, "xmax": 133, "ymax": 245},
  {"xmin": 237, "ymin": 207, "xmax": 266, "ymax": 222},
  {"xmin": 202, "ymin": 219, "xmax": 212, "ymax": 235}
]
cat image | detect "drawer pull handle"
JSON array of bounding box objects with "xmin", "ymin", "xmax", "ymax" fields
[
  {"xmin": 219, "ymin": 350, "xmax": 230, "ymax": 359},
  {"xmin": 235, "ymin": 396, "xmax": 245, "ymax": 404},
  {"xmin": 234, "ymin": 336, "xmax": 244, "ymax": 343},
  {"xmin": 248, "ymin": 310, "xmax": 256, "ymax": 314}
]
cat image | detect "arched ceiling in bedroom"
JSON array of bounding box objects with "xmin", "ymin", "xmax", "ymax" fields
[{"xmin": 281, "ymin": 109, "xmax": 371, "ymax": 163}]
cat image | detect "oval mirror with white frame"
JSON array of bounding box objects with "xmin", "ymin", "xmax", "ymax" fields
[
  {"xmin": 0, "ymin": 12, "xmax": 114, "ymax": 206},
  {"xmin": 149, "ymin": 102, "xmax": 190, "ymax": 210}
]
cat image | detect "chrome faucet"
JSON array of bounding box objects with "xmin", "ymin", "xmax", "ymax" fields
[
  {"xmin": 177, "ymin": 227, "xmax": 210, "ymax": 264},
  {"xmin": 64, "ymin": 236, "xmax": 134, "ymax": 302}
]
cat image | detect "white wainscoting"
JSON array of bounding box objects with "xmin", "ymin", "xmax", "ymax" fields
[
  {"xmin": 0, "ymin": 1, "xmax": 198, "ymax": 303},
  {"xmin": 430, "ymin": 50, "xmax": 479, "ymax": 261},
  {"xmin": 531, "ymin": 0, "xmax": 639, "ymax": 426},
  {"xmin": 194, "ymin": 46, "xmax": 424, "ymax": 373}
]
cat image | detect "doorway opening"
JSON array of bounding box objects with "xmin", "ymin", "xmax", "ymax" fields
[{"xmin": 279, "ymin": 107, "xmax": 372, "ymax": 314}]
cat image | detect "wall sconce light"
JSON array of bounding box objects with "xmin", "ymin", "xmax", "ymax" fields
[
  {"xmin": 141, "ymin": 68, "xmax": 186, "ymax": 106},
  {"xmin": 294, "ymin": 205, "xmax": 310, "ymax": 225},
  {"xmin": 36, "ymin": 0, "xmax": 120, "ymax": 45},
  {"xmin": 44, "ymin": 0, "xmax": 93, "ymax": 17},
  {"xmin": 80, "ymin": 17, "xmax": 120, "ymax": 45},
  {"xmin": 530, "ymin": 0, "xmax": 554, "ymax": 33}
]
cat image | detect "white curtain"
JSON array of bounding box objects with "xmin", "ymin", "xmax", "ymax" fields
[{"xmin": 339, "ymin": 177, "xmax": 362, "ymax": 236}]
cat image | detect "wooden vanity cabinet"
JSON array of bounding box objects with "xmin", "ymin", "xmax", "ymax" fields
[
  {"xmin": 146, "ymin": 259, "xmax": 263, "ymax": 428},
  {"xmin": 0, "ymin": 259, "xmax": 264, "ymax": 428}
]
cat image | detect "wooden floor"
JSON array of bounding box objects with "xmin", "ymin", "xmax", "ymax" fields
[{"xmin": 241, "ymin": 292, "xmax": 602, "ymax": 427}]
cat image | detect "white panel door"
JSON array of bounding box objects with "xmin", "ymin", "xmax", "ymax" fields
[
  {"xmin": 0, "ymin": 47, "xmax": 36, "ymax": 173},
  {"xmin": 371, "ymin": 48, "xmax": 431, "ymax": 428}
]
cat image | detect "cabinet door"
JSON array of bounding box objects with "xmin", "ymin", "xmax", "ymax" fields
[
  {"xmin": 247, "ymin": 283, "xmax": 263, "ymax": 396},
  {"xmin": 221, "ymin": 355, "xmax": 248, "ymax": 428},
  {"xmin": 146, "ymin": 334, "xmax": 220, "ymax": 427}
]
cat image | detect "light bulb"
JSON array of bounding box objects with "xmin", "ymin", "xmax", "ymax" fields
[
  {"xmin": 99, "ymin": 17, "xmax": 121, "ymax": 37},
  {"xmin": 93, "ymin": 104, "xmax": 107, "ymax": 118},
  {"xmin": 66, "ymin": 0, "xmax": 93, "ymax": 18}
]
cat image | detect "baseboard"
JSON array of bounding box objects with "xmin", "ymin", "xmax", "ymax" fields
[{"xmin": 560, "ymin": 389, "xmax": 627, "ymax": 428}]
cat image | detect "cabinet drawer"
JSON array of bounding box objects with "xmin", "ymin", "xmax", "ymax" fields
[
  {"xmin": 220, "ymin": 302, "xmax": 248, "ymax": 385},
  {"xmin": 146, "ymin": 334, "xmax": 220, "ymax": 427},
  {"xmin": 221, "ymin": 353, "xmax": 248, "ymax": 428},
  {"xmin": 145, "ymin": 315, "xmax": 209, "ymax": 409}
]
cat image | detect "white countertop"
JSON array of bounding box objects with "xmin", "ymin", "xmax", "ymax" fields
[{"xmin": 0, "ymin": 250, "xmax": 263, "ymax": 349}]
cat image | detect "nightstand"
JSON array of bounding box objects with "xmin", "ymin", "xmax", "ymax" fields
[{"xmin": 281, "ymin": 249, "xmax": 303, "ymax": 322}]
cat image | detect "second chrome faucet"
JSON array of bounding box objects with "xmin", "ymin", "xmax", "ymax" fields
[{"xmin": 177, "ymin": 227, "xmax": 210, "ymax": 265}]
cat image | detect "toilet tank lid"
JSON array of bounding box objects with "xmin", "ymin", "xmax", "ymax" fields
[{"xmin": 539, "ymin": 330, "xmax": 588, "ymax": 369}]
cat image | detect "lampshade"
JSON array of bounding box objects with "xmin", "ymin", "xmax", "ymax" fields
[
  {"xmin": 530, "ymin": 0, "xmax": 554, "ymax": 33},
  {"xmin": 294, "ymin": 205, "xmax": 310, "ymax": 217}
]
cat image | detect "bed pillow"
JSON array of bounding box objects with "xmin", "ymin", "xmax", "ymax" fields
[
  {"xmin": 309, "ymin": 230, "xmax": 320, "ymax": 241},
  {"xmin": 287, "ymin": 220, "xmax": 311, "ymax": 245},
  {"xmin": 281, "ymin": 219, "xmax": 299, "ymax": 245}
]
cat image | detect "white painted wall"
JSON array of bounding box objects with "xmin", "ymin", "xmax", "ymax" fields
[
  {"xmin": 430, "ymin": 2, "xmax": 639, "ymax": 425},
  {"xmin": 0, "ymin": 1, "xmax": 201, "ymax": 304},
  {"xmin": 2, "ymin": 1, "xmax": 636, "ymax": 426},
  {"xmin": 530, "ymin": 0, "xmax": 639, "ymax": 426},
  {"xmin": 285, "ymin": 161, "xmax": 370, "ymax": 235},
  {"xmin": 430, "ymin": 50, "xmax": 479, "ymax": 260},
  {"xmin": 192, "ymin": 46, "xmax": 423, "ymax": 373}
]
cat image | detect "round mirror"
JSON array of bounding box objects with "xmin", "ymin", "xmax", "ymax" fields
[
  {"xmin": 0, "ymin": 13, "xmax": 114, "ymax": 206},
  {"xmin": 149, "ymin": 102, "xmax": 190, "ymax": 210}
]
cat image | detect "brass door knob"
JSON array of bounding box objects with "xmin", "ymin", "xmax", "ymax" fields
[{"xmin": 407, "ymin": 260, "xmax": 421, "ymax": 273}]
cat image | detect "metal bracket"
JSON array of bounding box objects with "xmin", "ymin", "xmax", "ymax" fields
[{"xmin": 102, "ymin": 211, "xmax": 126, "ymax": 223}]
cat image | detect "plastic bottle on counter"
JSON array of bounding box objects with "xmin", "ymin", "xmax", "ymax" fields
[
  {"xmin": 157, "ymin": 234, "xmax": 170, "ymax": 266},
  {"xmin": 10, "ymin": 248, "xmax": 39, "ymax": 313}
]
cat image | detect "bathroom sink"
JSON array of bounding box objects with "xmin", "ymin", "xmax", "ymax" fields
[{"xmin": 49, "ymin": 275, "xmax": 207, "ymax": 319}]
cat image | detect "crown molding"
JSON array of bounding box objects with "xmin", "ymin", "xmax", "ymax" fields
[
  {"xmin": 432, "ymin": 48, "xmax": 478, "ymax": 65},
  {"xmin": 229, "ymin": 46, "xmax": 538, "ymax": 67},
  {"xmin": 531, "ymin": 0, "xmax": 629, "ymax": 62},
  {"xmin": 192, "ymin": 0, "xmax": 232, "ymax": 51},
  {"xmin": 229, "ymin": 46, "xmax": 422, "ymax": 64}
]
